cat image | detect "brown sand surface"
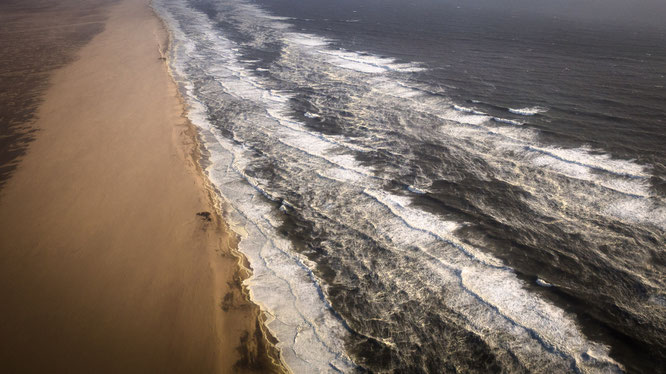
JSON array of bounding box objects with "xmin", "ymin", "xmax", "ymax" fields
[
  {"xmin": 0, "ymin": 0, "xmax": 115, "ymax": 187},
  {"xmin": 0, "ymin": 0, "xmax": 285, "ymax": 372}
]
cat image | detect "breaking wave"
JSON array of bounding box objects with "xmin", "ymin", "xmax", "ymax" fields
[{"xmin": 154, "ymin": 0, "xmax": 665, "ymax": 372}]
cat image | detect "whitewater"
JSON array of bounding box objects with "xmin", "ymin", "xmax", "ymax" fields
[{"xmin": 154, "ymin": 0, "xmax": 666, "ymax": 372}]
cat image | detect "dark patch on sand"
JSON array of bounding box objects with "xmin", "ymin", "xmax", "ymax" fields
[
  {"xmin": 235, "ymin": 318, "xmax": 284, "ymax": 373},
  {"xmin": 196, "ymin": 210, "xmax": 212, "ymax": 221},
  {"xmin": 0, "ymin": 0, "xmax": 115, "ymax": 189}
]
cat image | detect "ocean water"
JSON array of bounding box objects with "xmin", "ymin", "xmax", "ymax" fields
[{"xmin": 152, "ymin": 0, "xmax": 666, "ymax": 372}]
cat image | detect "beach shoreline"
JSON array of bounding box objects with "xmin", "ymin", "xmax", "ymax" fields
[
  {"xmin": 157, "ymin": 9, "xmax": 288, "ymax": 372},
  {"xmin": 0, "ymin": 0, "xmax": 286, "ymax": 372}
]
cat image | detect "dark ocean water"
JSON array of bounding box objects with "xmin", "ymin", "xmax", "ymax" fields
[{"xmin": 154, "ymin": 0, "xmax": 666, "ymax": 372}]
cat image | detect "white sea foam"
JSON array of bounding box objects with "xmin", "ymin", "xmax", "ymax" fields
[
  {"xmin": 407, "ymin": 185, "xmax": 427, "ymax": 194},
  {"xmin": 371, "ymin": 80, "xmax": 423, "ymax": 98},
  {"xmin": 154, "ymin": 0, "xmax": 657, "ymax": 372},
  {"xmin": 153, "ymin": 1, "xmax": 357, "ymax": 372},
  {"xmin": 362, "ymin": 189, "xmax": 623, "ymax": 372},
  {"xmin": 461, "ymin": 267, "xmax": 623, "ymax": 372},
  {"xmin": 453, "ymin": 104, "xmax": 487, "ymax": 116},
  {"xmin": 429, "ymin": 98, "xmax": 654, "ymax": 207},
  {"xmin": 286, "ymin": 33, "xmax": 330, "ymax": 47},
  {"xmin": 439, "ymin": 108, "xmax": 491, "ymax": 126},
  {"xmin": 330, "ymin": 60, "xmax": 387, "ymax": 74},
  {"xmin": 318, "ymin": 49, "xmax": 425, "ymax": 74},
  {"xmin": 527, "ymin": 145, "xmax": 648, "ymax": 178},
  {"xmin": 604, "ymin": 197, "xmax": 666, "ymax": 229},
  {"xmin": 491, "ymin": 116, "xmax": 524, "ymax": 126},
  {"xmin": 317, "ymin": 167, "xmax": 368, "ymax": 185},
  {"xmin": 447, "ymin": 122, "xmax": 657, "ymax": 227},
  {"xmin": 509, "ymin": 106, "xmax": 548, "ymax": 116},
  {"xmin": 364, "ymin": 189, "xmax": 503, "ymax": 267}
]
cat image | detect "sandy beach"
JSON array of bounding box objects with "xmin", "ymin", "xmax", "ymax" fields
[{"xmin": 0, "ymin": 0, "xmax": 285, "ymax": 372}]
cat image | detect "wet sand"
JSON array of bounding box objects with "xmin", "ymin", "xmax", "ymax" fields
[
  {"xmin": 0, "ymin": 0, "xmax": 111, "ymax": 187},
  {"xmin": 0, "ymin": 0, "xmax": 285, "ymax": 372}
]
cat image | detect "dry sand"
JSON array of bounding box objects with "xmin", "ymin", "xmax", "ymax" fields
[{"xmin": 0, "ymin": 0, "xmax": 285, "ymax": 372}]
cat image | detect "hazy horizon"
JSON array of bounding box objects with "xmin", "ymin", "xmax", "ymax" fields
[{"xmin": 430, "ymin": 0, "xmax": 666, "ymax": 30}]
